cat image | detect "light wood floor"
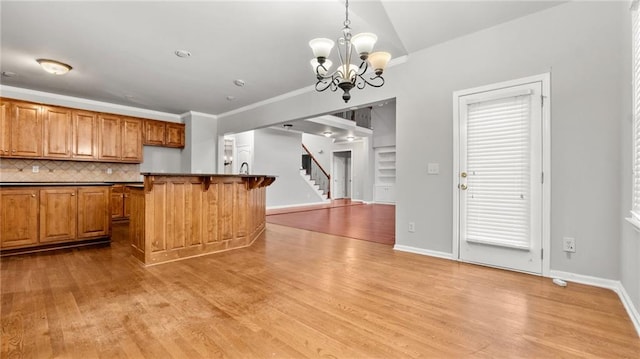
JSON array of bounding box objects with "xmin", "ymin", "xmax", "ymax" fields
[{"xmin": 2, "ymin": 222, "xmax": 639, "ymax": 358}]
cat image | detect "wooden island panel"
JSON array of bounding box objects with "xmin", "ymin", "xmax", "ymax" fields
[{"xmin": 129, "ymin": 174, "xmax": 274, "ymax": 265}]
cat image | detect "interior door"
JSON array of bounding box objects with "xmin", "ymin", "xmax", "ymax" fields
[
  {"xmin": 333, "ymin": 153, "xmax": 346, "ymax": 198},
  {"xmin": 457, "ymin": 81, "xmax": 543, "ymax": 274}
]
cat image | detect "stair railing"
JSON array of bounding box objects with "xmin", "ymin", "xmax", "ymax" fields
[{"xmin": 301, "ymin": 143, "xmax": 331, "ymax": 198}]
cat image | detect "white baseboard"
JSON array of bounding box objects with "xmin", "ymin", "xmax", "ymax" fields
[
  {"xmin": 550, "ymin": 270, "xmax": 640, "ymax": 337},
  {"xmin": 266, "ymin": 201, "xmax": 329, "ymax": 210},
  {"xmin": 393, "ymin": 244, "xmax": 453, "ymax": 260}
]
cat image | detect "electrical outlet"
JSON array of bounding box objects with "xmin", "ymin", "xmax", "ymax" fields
[
  {"xmin": 563, "ymin": 237, "xmax": 576, "ymax": 253},
  {"xmin": 408, "ymin": 222, "xmax": 416, "ymax": 233},
  {"xmin": 106, "ymin": 168, "xmax": 112, "ymax": 174},
  {"xmin": 32, "ymin": 165, "xmax": 39, "ymax": 173}
]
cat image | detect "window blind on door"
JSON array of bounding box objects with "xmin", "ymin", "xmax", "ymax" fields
[
  {"xmin": 465, "ymin": 94, "xmax": 532, "ymax": 249},
  {"xmin": 632, "ymin": 4, "xmax": 640, "ymax": 219}
]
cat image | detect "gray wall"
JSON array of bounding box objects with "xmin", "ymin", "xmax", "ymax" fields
[
  {"xmin": 181, "ymin": 111, "xmax": 218, "ymax": 173},
  {"xmin": 301, "ymin": 133, "xmax": 333, "ymax": 171},
  {"xmin": 372, "ymin": 101, "xmax": 396, "ymax": 148},
  {"xmin": 140, "ymin": 147, "xmax": 182, "ymax": 173},
  {"xmin": 218, "ymin": 2, "xmax": 629, "ymax": 283},
  {"xmin": 253, "ymin": 128, "xmax": 326, "ymax": 207}
]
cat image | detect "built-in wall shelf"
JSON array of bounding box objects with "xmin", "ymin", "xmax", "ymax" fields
[{"xmin": 374, "ymin": 146, "xmax": 396, "ymax": 203}]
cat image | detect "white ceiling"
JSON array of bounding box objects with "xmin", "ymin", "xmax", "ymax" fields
[{"xmin": 0, "ymin": 1, "xmax": 562, "ymax": 116}]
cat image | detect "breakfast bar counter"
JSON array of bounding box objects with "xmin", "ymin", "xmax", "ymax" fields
[{"xmin": 128, "ymin": 173, "xmax": 276, "ymax": 265}]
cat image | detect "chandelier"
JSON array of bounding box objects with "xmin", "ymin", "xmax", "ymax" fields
[{"xmin": 309, "ymin": 0, "xmax": 391, "ymax": 103}]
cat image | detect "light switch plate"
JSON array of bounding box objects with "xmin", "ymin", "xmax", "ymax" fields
[{"xmin": 427, "ymin": 163, "xmax": 439, "ymax": 175}]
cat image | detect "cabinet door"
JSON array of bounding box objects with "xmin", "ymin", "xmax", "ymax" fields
[
  {"xmin": 111, "ymin": 185, "xmax": 124, "ymax": 219},
  {"xmin": 144, "ymin": 120, "xmax": 165, "ymax": 146},
  {"xmin": 11, "ymin": 101, "xmax": 42, "ymax": 157},
  {"xmin": 0, "ymin": 99, "xmax": 11, "ymax": 156},
  {"xmin": 98, "ymin": 114, "xmax": 121, "ymax": 161},
  {"xmin": 165, "ymin": 122, "xmax": 185, "ymax": 148},
  {"xmin": 121, "ymin": 117, "xmax": 142, "ymax": 162},
  {"xmin": 42, "ymin": 105, "xmax": 72, "ymax": 159},
  {"xmin": 39, "ymin": 188, "xmax": 77, "ymax": 243},
  {"xmin": 77, "ymin": 187, "xmax": 110, "ymax": 239},
  {"xmin": 0, "ymin": 189, "xmax": 39, "ymax": 248},
  {"xmin": 123, "ymin": 187, "xmax": 131, "ymax": 218},
  {"xmin": 72, "ymin": 110, "xmax": 98, "ymax": 160}
]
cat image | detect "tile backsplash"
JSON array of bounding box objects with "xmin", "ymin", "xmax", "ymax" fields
[{"xmin": 0, "ymin": 159, "xmax": 141, "ymax": 182}]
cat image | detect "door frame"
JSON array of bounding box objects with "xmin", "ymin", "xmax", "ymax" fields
[
  {"xmin": 452, "ymin": 73, "xmax": 551, "ymax": 276},
  {"xmin": 331, "ymin": 149, "xmax": 353, "ymax": 199}
]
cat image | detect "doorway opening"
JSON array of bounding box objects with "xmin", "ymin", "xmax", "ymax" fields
[{"xmin": 332, "ymin": 150, "xmax": 352, "ymax": 199}]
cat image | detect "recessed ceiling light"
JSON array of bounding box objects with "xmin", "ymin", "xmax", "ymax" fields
[
  {"xmin": 174, "ymin": 50, "xmax": 192, "ymax": 58},
  {"xmin": 36, "ymin": 59, "xmax": 72, "ymax": 75},
  {"xmin": 234, "ymin": 79, "xmax": 245, "ymax": 87},
  {"xmin": 226, "ymin": 95, "xmax": 236, "ymax": 101},
  {"xmin": 323, "ymin": 131, "xmax": 333, "ymax": 137},
  {"xmin": 346, "ymin": 136, "xmax": 355, "ymax": 142},
  {"xmin": 1, "ymin": 71, "xmax": 16, "ymax": 77}
]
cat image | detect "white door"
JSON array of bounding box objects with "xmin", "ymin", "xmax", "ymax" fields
[
  {"xmin": 456, "ymin": 80, "xmax": 544, "ymax": 274},
  {"xmin": 332, "ymin": 151, "xmax": 350, "ymax": 199}
]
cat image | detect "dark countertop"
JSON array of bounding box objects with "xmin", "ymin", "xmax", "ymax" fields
[
  {"xmin": 0, "ymin": 181, "xmax": 143, "ymax": 187},
  {"xmin": 0, "ymin": 182, "xmax": 115, "ymax": 187},
  {"xmin": 141, "ymin": 173, "xmax": 275, "ymax": 178}
]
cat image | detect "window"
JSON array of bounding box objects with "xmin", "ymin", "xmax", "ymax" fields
[{"xmin": 631, "ymin": 2, "xmax": 640, "ymax": 223}]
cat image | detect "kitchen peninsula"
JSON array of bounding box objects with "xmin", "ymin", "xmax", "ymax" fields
[{"xmin": 129, "ymin": 173, "xmax": 276, "ymax": 265}]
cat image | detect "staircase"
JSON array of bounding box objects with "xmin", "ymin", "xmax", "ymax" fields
[{"xmin": 300, "ymin": 169, "xmax": 329, "ymax": 201}]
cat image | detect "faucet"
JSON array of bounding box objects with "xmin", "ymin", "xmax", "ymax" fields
[{"xmin": 239, "ymin": 162, "xmax": 249, "ymax": 174}]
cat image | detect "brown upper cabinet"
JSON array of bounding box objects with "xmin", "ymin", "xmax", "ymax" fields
[
  {"xmin": 0, "ymin": 99, "xmax": 12, "ymax": 156},
  {"xmin": 72, "ymin": 110, "xmax": 98, "ymax": 160},
  {"xmin": 0, "ymin": 97, "xmax": 183, "ymax": 163},
  {"xmin": 42, "ymin": 105, "xmax": 73, "ymax": 159},
  {"xmin": 165, "ymin": 122, "xmax": 185, "ymax": 148},
  {"xmin": 4, "ymin": 100, "xmax": 43, "ymax": 158},
  {"xmin": 98, "ymin": 115, "xmax": 142, "ymax": 163},
  {"xmin": 143, "ymin": 119, "xmax": 185, "ymax": 148},
  {"xmin": 144, "ymin": 120, "xmax": 165, "ymax": 146}
]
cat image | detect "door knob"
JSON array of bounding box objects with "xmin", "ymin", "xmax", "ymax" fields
[{"xmin": 460, "ymin": 184, "xmax": 468, "ymax": 190}]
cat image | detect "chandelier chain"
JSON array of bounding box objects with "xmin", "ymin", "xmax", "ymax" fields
[{"xmin": 343, "ymin": 0, "xmax": 350, "ymax": 28}]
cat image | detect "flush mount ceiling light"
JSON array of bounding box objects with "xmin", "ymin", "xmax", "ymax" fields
[
  {"xmin": 174, "ymin": 50, "xmax": 192, "ymax": 58},
  {"xmin": 346, "ymin": 136, "xmax": 355, "ymax": 142},
  {"xmin": 323, "ymin": 131, "xmax": 333, "ymax": 137},
  {"xmin": 309, "ymin": 0, "xmax": 391, "ymax": 103},
  {"xmin": 36, "ymin": 59, "xmax": 72, "ymax": 75}
]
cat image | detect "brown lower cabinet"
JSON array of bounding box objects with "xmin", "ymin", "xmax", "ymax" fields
[
  {"xmin": 0, "ymin": 189, "xmax": 39, "ymax": 247},
  {"xmin": 0, "ymin": 185, "xmax": 111, "ymax": 251},
  {"xmin": 111, "ymin": 184, "xmax": 132, "ymax": 221}
]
